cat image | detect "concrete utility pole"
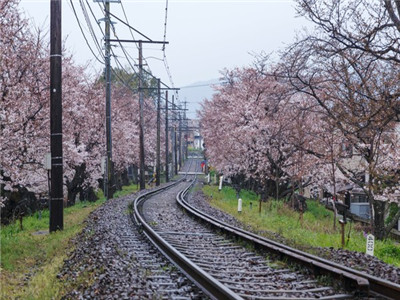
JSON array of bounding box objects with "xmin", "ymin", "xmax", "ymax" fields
[
  {"xmin": 172, "ymin": 96, "xmax": 178, "ymax": 175},
  {"xmin": 156, "ymin": 79, "xmax": 161, "ymax": 186},
  {"xmin": 184, "ymin": 100, "xmax": 188, "ymax": 160},
  {"xmin": 49, "ymin": 0, "xmax": 63, "ymax": 232},
  {"xmin": 106, "ymin": 35, "xmax": 168, "ymax": 188},
  {"xmin": 178, "ymin": 107, "xmax": 182, "ymax": 170},
  {"xmin": 104, "ymin": 0, "xmax": 113, "ymax": 200},
  {"xmin": 165, "ymin": 91, "xmax": 169, "ymax": 182},
  {"xmin": 138, "ymin": 41, "xmax": 146, "ymax": 190}
]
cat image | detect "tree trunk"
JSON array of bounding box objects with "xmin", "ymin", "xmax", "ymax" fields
[
  {"xmin": 66, "ymin": 163, "xmax": 86, "ymax": 207},
  {"xmin": 373, "ymin": 200, "xmax": 386, "ymax": 240},
  {"xmin": 384, "ymin": 208, "xmax": 400, "ymax": 238}
]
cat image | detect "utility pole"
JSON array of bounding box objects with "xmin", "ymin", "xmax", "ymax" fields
[
  {"xmin": 156, "ymin": 79, "xmax": 161, "ymax": 186},
  {"xmin": 49, "ymin": 0, "xmax": 63, "ymax": 232},
  {"xmin": 174, "ymin": 126, "xmax": 178, "ymax": 175},
  {"xmin": 178, "ymin": 107, "xmax": 182, "ymax": 170},
  {"xmin": 184, "ymin": 100, "xmax": 188, "ymax": 159},
  {"xmin": 172, "ymin": 95, "xmax": 178, "ymax": 175},
  {"xmin": 105, "ymin": 36, "xmax": 168, "ymax": 188},
  {"xmin": 138, "ymin": 41, "xmax": 146, "ymax": 190},
  {"xmin": 165, "ymin": 91, "xmax": 169, "ymax": 182},
  {"xmin": 104, "ymin": 0, "xmax": 113, "ymax": 200}
]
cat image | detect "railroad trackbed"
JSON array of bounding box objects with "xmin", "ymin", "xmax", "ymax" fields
[{"xmin": 132, "ymin": 158, "xmax": 400, "ymax": 299}]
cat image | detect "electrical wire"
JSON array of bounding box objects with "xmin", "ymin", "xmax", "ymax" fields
[
  {"xmin": 79, "ymin": 0, "xmax": 104, "ymax": 60},
  {"xmin": 119, "ymin": 1, "xmax": 154, "ymax": 79},
  {"xmin": 68, "ymin": 0, "xmax": 105, "ymax": 64},
  {"xmin": 161, "ymin": 0, "xmax": 176, "ymax": 96},
  {"xmin": 162, "ymin": 0, "xmax": 168, "ymax": 52},
  {"xmin": 86, "ymin": 0, "xmax": 174, "ymax": 113}
]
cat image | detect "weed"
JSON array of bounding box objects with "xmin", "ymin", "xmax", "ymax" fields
[
  {"xmin": 202, "ymin": 185, "xmax": 400, "ymax": 267},
  {"xmin": 124, "ymin": 202, "xmax": 134, "ymax": 215},
  {"xmin": 317, "ymin": 275, "xmax": 334, "ymax": 286}
]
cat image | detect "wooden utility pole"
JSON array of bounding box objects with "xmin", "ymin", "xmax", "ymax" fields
[
  {"xmin": 104, "ymin": 0, "xmax": 113, "ymax": 199},
  {"xmin": 156, "ymin": 79, "xmax": 161, "ymax": 186},
  {"xmin": 138, "ymin": 41, "xmax": 146, "ymax": 190},
  {"xmin": 49, "ymin": 0, "xmax": 63, "ymax": 232},
  {"xmin": 165, "ymin": 91, "xmax": 169, "ymax": 182}
]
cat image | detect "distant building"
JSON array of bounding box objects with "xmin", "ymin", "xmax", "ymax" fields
[{"xmin": 187, "ymin": 119, "xmax": 204, "ymax": 150}]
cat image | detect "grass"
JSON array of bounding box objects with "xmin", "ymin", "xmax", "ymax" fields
[
  {"xmin": 203, "ymin": 185, "xmax": 400, "ymax": 267},
  {"xmin": 113, "ymin": 183, "xmax": 140, "ymax": 198},
  {"xmin": 0, "ymin": 182, "xmax": 139, "ymax": 300}
]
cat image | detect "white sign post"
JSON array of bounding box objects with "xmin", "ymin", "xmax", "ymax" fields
[
  {"xmin": 44, "ymin": 153, "xmax": 52, "ymax": 170},
  {"xmin": 238, "ymin": 198, "xmax": 242, "ymax": 213},
  {"xmin": 101, "ymin": 156, "xmax": 107, "ymax": 174},
  {"xmin": 366, "ymin": 234, "xmax": 375, "ymax": 256},
  {"xmin": 219, "ymin": 176, "xmax": 223, "ymax": 191}
]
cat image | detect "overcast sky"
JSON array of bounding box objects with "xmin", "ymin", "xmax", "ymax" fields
[
  {"xmin": 19, "ymin": 0, "xmax": 312, "ymax": 118},
  {"xmin": 20, "ymin": 0, "xmax": 310, "ymax": 89}
]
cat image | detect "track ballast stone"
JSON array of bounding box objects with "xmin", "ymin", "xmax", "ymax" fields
[
  {"xmin": 187, "ymin": 182, "xmax": 400, "ymax": 285},
  {"xmin": 59, "ymin": 188, "xmax": 204, "ymax": 299}
]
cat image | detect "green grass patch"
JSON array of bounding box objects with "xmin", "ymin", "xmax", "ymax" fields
[
  {"xmin": 1, "ymin": 181, "xmax": 142, "ymax": 299},
  {"xmin": 0, "ymin": 181, "xmax": 143, "ymax": 299},
  {"xmin": 203, "ymin": 185, "xmax": 400, "ymax": 268},
  {"xmin": 113, "ymin": 182, "xmax": 140, "ymax": 198},
  {"xmin": 0, "ymin": 198, "xmax": 106, "ymax": 299}
]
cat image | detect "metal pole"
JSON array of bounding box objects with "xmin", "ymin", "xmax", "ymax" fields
[
  {"xmin": 138, "ymin": 41, "xmax": 146, "ymax": 190},
  {"xmin": 178, "ymin": 108, "xmax": 182, "ymax": 170},
  {"xmin": 172, "ymin": 96, "xmax": 178, "ymax": 175},
  {"xmin": 165, "ymin": 91, "xmax": 169, "ymax": 182},
  {"xmin": 49, "ymin": 0, "xmax": 63, "ymax": 232},
  {"xmin": 104, "ymin": 1, "xmax": 113, "ymax": 200},
  {"xmin": 184, "ymin": 100, "xmax": 188, "ymax": 160},
  {"xmin": 156, "ymin": 79, "xmax": 161, "ymax": 186}
]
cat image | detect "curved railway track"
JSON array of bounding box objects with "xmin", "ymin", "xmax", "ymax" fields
[{"xmin": 132, "ymin": 157, "xmax": 400, "ymax": 299}]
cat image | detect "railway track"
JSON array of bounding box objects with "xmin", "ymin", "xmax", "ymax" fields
[{"xmin": 132, "ymin": 157, "xmax": 400, "ymax": 299}]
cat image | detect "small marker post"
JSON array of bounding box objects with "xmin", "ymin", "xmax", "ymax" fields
[
  {"xmin": 366, "ymin": 234, "xmax": 375, "ymax": 256},
  {"xmin": 238, "ymin": 198, "xmax": 242, "ymax": 214},
  {"xmin": 219, "ymin": 175, "xmax": 223, "ymax": 191}
]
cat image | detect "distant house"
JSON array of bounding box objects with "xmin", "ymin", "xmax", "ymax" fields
[{"xmin": 187, "ymin": 119, "xmax": 204, "ymax": 150}]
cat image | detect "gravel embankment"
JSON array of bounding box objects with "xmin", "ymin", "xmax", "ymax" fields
[
  {"xmin": 59, "ymin": 187, "xmax": 204, "ymax": 299},
  {"xmin": 187, "ymin": 183, "xmax": 400, "ymax": 285},
  {"xmin": 141, "ymin": 179, "xmax": 350, "ymax": 299}
]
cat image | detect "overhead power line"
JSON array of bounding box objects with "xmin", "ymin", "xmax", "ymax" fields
[{"xmin": 69, "ymin": 0, "xmax": 104, "ymax": 64}]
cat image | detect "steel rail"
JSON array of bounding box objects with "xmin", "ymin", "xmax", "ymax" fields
[
  {"xmin": 176, "ymin": 183, "xmax": 400, "ymax": 299},
  {"xmin": 132, "ymin": 176, "xmax": 243, "ymax": 300}
]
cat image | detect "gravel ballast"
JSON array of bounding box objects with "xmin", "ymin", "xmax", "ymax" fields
[
  {"xmin": 59, "ymin": 187, "xmax": 204, "ymax": 299},
  {"xmin": 187, "ymin": 183, "xmax": 400, "ymax": 285}
]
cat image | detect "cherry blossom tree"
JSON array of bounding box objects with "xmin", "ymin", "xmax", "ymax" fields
[
  {"xmin": 200, "ymin": 67, "xmax": 320, "ymax": 201},
  {"xmin": 279, "ymin": 1, "xmax": 400, "ymax": 239},
  {"xmin": 0, "ymin": 0, "xmax": 50, "ymax": 208},
  {"xmin": 62, "ymin": 58, "xmax": 105, "ymax": 205},
  {"xmin": 0, "ymin": 0, "xmax": 165, "ymax": 216}
]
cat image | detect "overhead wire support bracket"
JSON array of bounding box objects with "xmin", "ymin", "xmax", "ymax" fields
[
  {"xmin": 107, "ymin": 39, "xmax": 169, "ymax": 45},
  {"xmin": 107, "ymin": 11, "xmax": 152, "ymax": 41},
  {"xmin": 140, "ymin": 87, "xmax": 180, "ymax": 91}
]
